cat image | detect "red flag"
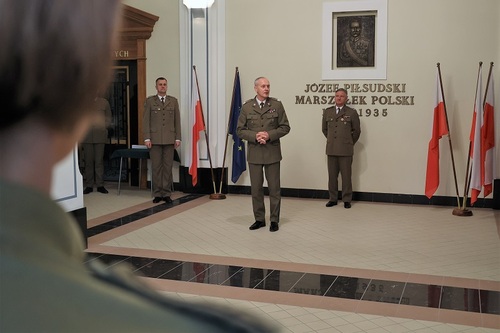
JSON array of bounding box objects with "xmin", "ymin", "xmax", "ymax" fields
[
  {"xmin": 482, "ymin": 73, "xmax": 495, "ymax": 198},
  {"xmin": 425, "ymin": 71, "xmax": 449, "ymax": 199},
  {"xmin": 469, "ymin": 67, "xmax": 483, "ymax": 205},
  {"xmin": 188, "ymin": 67, "xmax": 205, "ymax": 186}
]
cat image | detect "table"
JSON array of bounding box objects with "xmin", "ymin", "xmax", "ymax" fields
[
  {"xmin": 110, "ymin": 148, "xmax": 150, "ymax": 195},
  {"xmin": 110, "ymin": 148, "xmax": 180, "ymax": 195}
]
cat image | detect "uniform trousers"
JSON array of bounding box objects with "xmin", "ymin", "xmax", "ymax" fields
[
  {"xmin": 248, "ymin": 162, "xmax": 281, "ymax": 223},
  {"xmin": 327, "ymin": 155, "xmax": 353, "ymax": 203},
  {"xmin": 150, "ymin": 144, "xmax": 174, "ymax": 197},
  {"xmin": 81, "ymin": 143, "xmax": 105, "ymax": 188}
]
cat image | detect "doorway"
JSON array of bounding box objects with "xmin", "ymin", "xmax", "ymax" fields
[{"xmin": 103, "ymin": 61, "xmax": 140, "ymax": 186}]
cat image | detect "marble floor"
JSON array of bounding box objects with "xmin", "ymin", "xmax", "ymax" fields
[{"xmin": 84, "ymin": 183, "xmax": 500, "ymax": 332}]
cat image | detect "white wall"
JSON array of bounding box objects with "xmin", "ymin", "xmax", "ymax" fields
[
  {"xmin": 225, "ymin": 0, "xmax": 499, "ymax": 198},
  {"xmin": 123, "ymin": 0, "xmax": 499, "ymax": 198},
  {"xmin": 122, "ymin": 0, "xmax": 181, "ymax": 98},
  {"xmin": 51, "ymin": 148, "xmax": 84, "ymax": 212}
]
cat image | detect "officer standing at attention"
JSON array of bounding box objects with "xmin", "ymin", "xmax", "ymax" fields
[
  {"xmin": 81, "ymin": 96, "xmax": 112, "ymax": 194},
  {"xmin": 237, "ymin": 77, "xmax": 291, "ymax": 232},
  {"xmin": 322, "ymin": 88, "xmax": 361, "ymax": 208},
  {"xmin": 143, "ymin": 77, "xmax": 181, "ymax": 204}
]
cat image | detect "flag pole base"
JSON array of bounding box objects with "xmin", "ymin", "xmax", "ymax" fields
[
  {"xmin": 209, "ymin": 193, "xmax": 226, "ymax": 200},
  {"xmin": 452, "ymin": 208, "xmax": 473, "ymax": 217}
]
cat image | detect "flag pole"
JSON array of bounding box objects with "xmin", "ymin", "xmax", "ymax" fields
[
  {"xmin": 192, "ymin": 65, "xmax": 223, "ymax": 200},
  {"xmin": 460, "ymin": 61, "xmax": 483, "ymax": 214},
  {"xmin": 483, "ymin": 62, "xmax": 494, "ymax": 109},
  {"xmin": 437, "ymin": 63, "xmax": 461, "ymax": 213},
  {"xmin": 480, "ymin": 62, "xmax": 494, "ymax": 201},
  {"xmin": 217, "ymin": 67, "xmax": 240, "ymax": 196}
]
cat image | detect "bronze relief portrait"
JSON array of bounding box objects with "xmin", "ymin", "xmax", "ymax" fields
[{"xmin": 336, "ymin": 15, "xmax": 375, "ymax": 68}]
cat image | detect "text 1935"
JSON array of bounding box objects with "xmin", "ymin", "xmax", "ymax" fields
[{"xmin": 358, "ymin": 108, "xmax": 387, "ymax": 117}]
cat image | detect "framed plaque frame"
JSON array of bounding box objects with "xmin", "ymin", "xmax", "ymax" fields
[{"xmin": 322, "ymin": 0, "xmax": 387, "ymax": 80}]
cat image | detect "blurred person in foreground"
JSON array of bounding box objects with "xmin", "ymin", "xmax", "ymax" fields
[{"xmin": 0, "ymin": 1, "xmax": 276, "ymax": 332}]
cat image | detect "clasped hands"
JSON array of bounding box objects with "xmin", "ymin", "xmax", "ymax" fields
[{"xmin": 256, "ymin": 131, "xmax": 269, "ymax": 145}]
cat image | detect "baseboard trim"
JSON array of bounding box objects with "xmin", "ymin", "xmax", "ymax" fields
[{"xmin": 227, "ymin": 185, "xmax": 495, "ymax": 209}]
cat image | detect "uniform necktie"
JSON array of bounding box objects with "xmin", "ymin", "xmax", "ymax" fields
[
  {"xmin": 260, "ymin": 102, "xmax": 264, "ymax": 109},
  {"xmin": 337, "ymin": 107, "xmax": 341, "ymax": 114},
  {"xmin": 161, "ymin": 97, "xmax": 165, "ymax": 104}
]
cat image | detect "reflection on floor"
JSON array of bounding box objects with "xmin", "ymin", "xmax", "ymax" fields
[{"xmin": 87, "ymin": 252, "xmax": 500, "ymax": 315}]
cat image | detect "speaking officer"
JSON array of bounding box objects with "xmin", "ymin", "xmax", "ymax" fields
[
  {"xmin": 322, "ymin": 88, "xmax": 361, "ymax": 209},
  {"xmin": 143, "ymin": 77, "xmax": 181, "ymax": 204},
  {"xmin": 237, "ymin": 77, "xmax": 291, "ymax": 232}
]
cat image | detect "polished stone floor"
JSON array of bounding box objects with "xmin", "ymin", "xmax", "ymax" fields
[
  {"xmin": 84, "ymin": 184, "xmax": 500, "ymax": 332},
  {"xmin": 87, "ymin": 252, "xmax": 499, "ymax": 316}
]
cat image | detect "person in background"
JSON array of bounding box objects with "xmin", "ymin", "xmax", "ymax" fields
[
  {"xmin": 80, "ymin": 96, "xmax": 112, "ymax": 194},
  {"xmin": 322, "ymin": 88, "xmax": 361, "ymax": 209},
  {"xmin": 237, "ymin": 77, "xmax": 291, "ymax": 232},
  {"xmin": 143, "ymin": 77, "xmax": 181, "ymax": 204},
  {"xmin": 0, "ymin": 1, "xmax": 276, "ymax": 332}
]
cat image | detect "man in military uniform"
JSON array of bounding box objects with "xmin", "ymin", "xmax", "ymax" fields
[
  {"xmin": 80, "ymin": 96, "xmax": 112, "ymax": 194},
  {"xmin": 338, "ymin": 20, "xmax": 374, "ymax": 67},
  {"xmin": 143, "ymin": 77, "xmax": 181, "ymax": 204},
  {"xmin": 322, "ymin": 88, "xmax": 361, "ymax": 208},
  {"xmin": 237, "ymin": 77, "xmax": 291, "ymax": 232}
]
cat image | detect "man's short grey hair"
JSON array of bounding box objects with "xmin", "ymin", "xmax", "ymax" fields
[{"xmin": 254, "ymin": 77, "xmax": 268, "ymax": 86}]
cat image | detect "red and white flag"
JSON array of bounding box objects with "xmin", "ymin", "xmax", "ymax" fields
[
  {"xmin": 469, "ymin": 67, "xmax": 483, "ymax": 205},
  {"xmin": 425, "ymin": 71, "xmax": 449, "ymax": 199},
  {"xmin": 482, "ymin": 73, "xmax": 495, "ymax": 198},
  {"xmin": 188, "ymin": 67, "xmax": 205, "ymax": 186}
]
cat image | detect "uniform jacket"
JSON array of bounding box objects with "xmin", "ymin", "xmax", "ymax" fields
[
  {"xmin": 81, "ymin": 97, "xmax": 112, "ymax": 144},
  {"xmin": 237, "ymin": 97, "xmax": 291, "ymax": 164},
  {"xmin": 143, "ymin": 95, "xmax": 181, "ymax": 144},
  {"xmin": 322, "ymin": 105, "xmax": 361, "ymax": 156},
  {"xmin": 0, "ymin": 180, "xmax": 276, "ymax": 333}
]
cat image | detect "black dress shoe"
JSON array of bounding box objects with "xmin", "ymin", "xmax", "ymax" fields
[
  {"xmin": 325, "ymin": 201, "xmax": 337, "ymax": 207},
  {"xmin": 344, "ymin": 202, "xmax": 351, "ymax": 209},
  {"xmin": 83, "ymin": 187, "xmax": 93, "ymax": 194},
  {"xmin": 270, "ymin": 222, "xmax": 279, "ymax": 232},
  {"xmin": 153, "ymin": 197, "xmax": 162, "ymax": 203},
  {"xmin": 163, "ymin": 196, "xmax": 172, "ymax": 203},
  {"xmin": 97, "ymin": 186, "xmax": 108, "ymax": 194},
  {"xmin": 249, "ymin": 221, "xmax": 266, "ymax": 230}
]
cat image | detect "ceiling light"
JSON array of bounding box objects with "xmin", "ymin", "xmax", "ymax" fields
[{"xmin": 183, "ymin": 0, "xmax": 214, "ymax": 8}]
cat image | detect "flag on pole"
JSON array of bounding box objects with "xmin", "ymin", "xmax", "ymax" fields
[
  {"xmin": 425, "ymin": 71, "xmax": 449, "ymax": 199},
  {"xmin": 482, "ymin": 72, "xmax": 495, "ymax": 198},
  {"xmin": 229, "ymin": 69, "xmax": 246, "ymax": 183},
  {"xmin": 469, "ymin": 66, "xmax": 483, "ymax": 205},
  {"xmin": 189, "ymin": 67, "xmax": 205, "ymax": 186}
]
